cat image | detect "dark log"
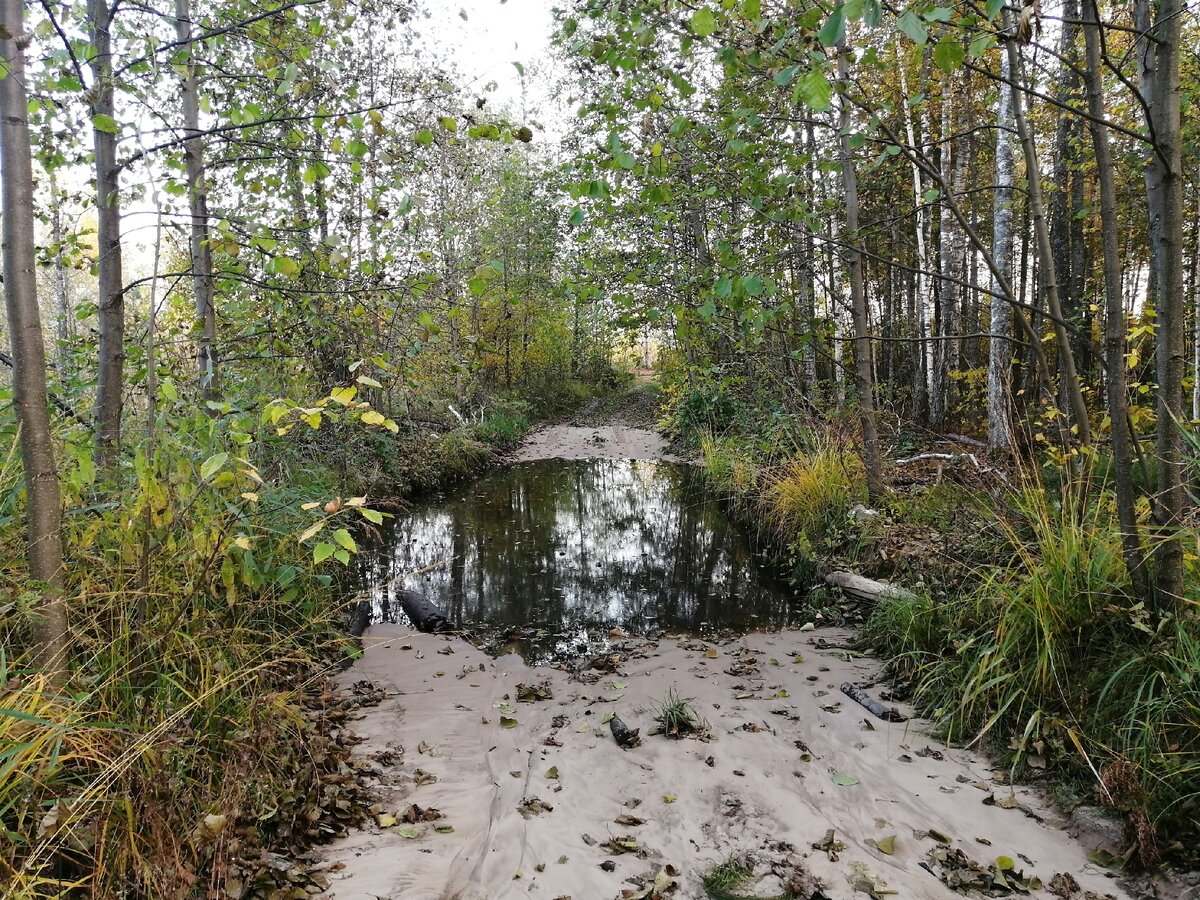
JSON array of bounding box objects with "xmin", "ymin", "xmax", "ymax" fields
[
  {"xmin": 609, "ymin": 713, "xmax": 641, "ymax": 749},
  {"xmin": 398, "ymin": 589, "xmax": 453, "ymax": 633},
  {"xmin": 840, "ymin": 682, "xmax": 906, "ymax": 722},
  {"xmin": 347, "ymin": 600, "xmax": 372, "ymax": 637}
]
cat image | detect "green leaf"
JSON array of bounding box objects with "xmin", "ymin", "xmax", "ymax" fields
[
  {"xmin": 361, "ymin": 508, "xmax": 384, "ymax": 524},
  {"xmin": 512, "ymin": 60, "xmax": 525, "ymax": 77},
  {"xmin": 743, "ymin": 0, "xmax": 761, "ymax": 18},
  {"xmin": 568, "ymin": 207, "xmax": 586, "ymax": 227},
  {"xmin": 924, "ymin": 6, "xmax": 953, "ymax": 20},
  {"xmin": 690, "ymin": 7, "xmax": 717, "ymax": 36},
  {"xmin": 91, "ymin": 113, "xmax": 119, "ymax": 134},
  {"xmin": 985, "ymin": 0, "xmax": 1005, "ymax": 16},
  {"xmin": 739, "ymin": 275, "xmax": 765, "ymax": 296},
  {"xmin": 334, "ymin": 548, "xmax": 350, "ymax": 565},
  {"xmin": 817, "ymin": 5, "xmax": 845, "ymax": 46},
  {"xmin": 500, "ymin": 716, "xmax": 518, "ymax": 728},
  {"xmin": 159, "ymin": 378, "xmax": 178, "ymax": 402},
  {"xmin": 773, "ymin": 65, "xmax": 798, "ymax": 86},
  {"xmin": 698, "ymin": 298, "xmax": 716, "ymax": 319},
  {"xmin": 333, "ymin": 528, "xmax": 357, "ymax": 553},
  {"xmin": 314, "ymin": 542, "xmax": 336, "ymax": 563},
  {"xmin": 933, "ymin": 36, "xmax": 965, "ymax": 72},
  {"xmin": 832, "ymin": 773, "xmax": 860, "ymax": 786},
  {"xmin": 415, "ymin": 128, "xmax": 434, "ymax": 146},
  {"xmin": 896, "ymin": 11, "xmax": 928, "ymax": 44},
  {"xmin": 795, "ymin": 67, "xmax": 833, "ymax": 111},
  {"xmin": 714, "ymin": 276, "xmax": 732, "ymax": 298},
  {"xmin": 200, "ymin": 452, "xmax": 228, "ymax": 481}
]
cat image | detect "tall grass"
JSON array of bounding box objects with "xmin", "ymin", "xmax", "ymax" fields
[
  {"xmin": 758, "ymin": 442, "xmax": 865, "ymax": 550},
  {"xmin": 865, "ymin": 477, "xmax": 1200, "ymax": 853}
]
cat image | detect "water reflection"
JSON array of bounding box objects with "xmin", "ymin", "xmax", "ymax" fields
[{"xmin": 357, "ymin": 459, "xmax": 801, "ymax": 660}]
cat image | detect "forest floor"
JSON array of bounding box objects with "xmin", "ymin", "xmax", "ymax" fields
[{"xmin": 310, "ymin": 396, "xmax": 1137, "ymax": 900}]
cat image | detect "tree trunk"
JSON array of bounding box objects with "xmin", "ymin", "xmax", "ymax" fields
[
  {"xmin": 837, "ymin": 45, "xmax": 883, "ymax": 502},
  {"xmin": 987, "ymin": 48, "xmax": 1016, "ymax": 450},
  {"xmin": 1191, "ymin": 191, "xmax": 1200, "ymax": 421},
  {"xmin": 48, "ymin": 172, "xmax": 75, "ymax": 382},
  {"xmin": 1048, "ymin": 0, "xmax": 1083, "ymax": 420},
  {"xmin": 898, "ymin": 48, "xmax": 932, "ymax": 422},
  {"xmin": 88, "ymin": 0, "xmax": 125, "ymax": 469},
  {"xmin": 1, "ymin": 0, "xmax": 69, "ymax": 681},
  {"xmin": 1081, "ymin": 0, "xmax": 1149, "ymax": 600},
  {"xmin": 1006, "ymin": 34, "xmax": 1091, "ymax": 446},
  {"xmin": 175, "ymin": 0, "xmax": 217, "ymax": 394},
  {"xmin": 1133, "ymin": 0, "xmax": 1186, "ymax": 607}
]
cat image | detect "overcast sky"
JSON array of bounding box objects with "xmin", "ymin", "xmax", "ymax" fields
[{"xmin": 423, "ymin": 0, "xmax": 559, "ymax": 118}]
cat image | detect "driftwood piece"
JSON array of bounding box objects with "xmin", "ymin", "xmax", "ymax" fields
[
  {"xmin": 347, "ymin": 600, "xmax": 372, "ymax": 637},
  {"xmin": 825, "ymin": 571, "xmax": 917, "ymax": 603},
  {"xmin": 397, "ymin": 589, "xmax": 453, "ymax": 633},
  {"xmin": 840, "ymin": 682, "xmax": 907, "ymax": 722},
  {"xmin": 609, "ymin": 714, "xmax": 641, "ymax": 749}
]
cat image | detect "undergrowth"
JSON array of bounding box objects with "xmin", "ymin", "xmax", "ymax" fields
[{"xmin": 863, "ymin": 479, "xmax": 1200, "ymax": 859}]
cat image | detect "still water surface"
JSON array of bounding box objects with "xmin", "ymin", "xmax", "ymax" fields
[{"xmin": 358, "ymin": 459, "xmax": 800, "ymax": 661}]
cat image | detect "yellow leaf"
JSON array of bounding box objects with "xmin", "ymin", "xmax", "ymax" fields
[
  {"xmin": 361, "ymin": 410, "xmax": 386, "ymax": 426},
  {"xmin": 297, "ymin": 520, "xmax": 326, "ymax": 543},
  {"xmin": 241, "ymin": 492, "xmax": 260, "ymax": 503},
  {"xmin": 233, "ymin": 536, "xmax": 252, "ymax": 550}
]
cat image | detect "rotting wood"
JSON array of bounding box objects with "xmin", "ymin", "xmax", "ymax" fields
[
  {"xmin": 609, "ymin": 713, "xmax": 641, "ymax": 749},
  {"xmin": 841, "ymin": 682, "xmax": 907, "ymax": 722},
  {"xmin": 825, "ymin": 571, "xmax": 917, "ymax": 603},
  {"xmin": 347, "ymin": 600, "xmax": 371, "ymax": 638},
  {"xmin": 398, "ymin": 589, "xmax": 453, "ymax": 633}
]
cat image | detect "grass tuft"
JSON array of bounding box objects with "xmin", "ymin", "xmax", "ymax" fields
[{"xmin": 653, "ymin": 687, "xmax": 703, "ymax": 739}]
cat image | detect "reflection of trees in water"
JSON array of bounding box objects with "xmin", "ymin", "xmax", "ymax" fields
[{"xmin": 358, "ymin": 460, "xmax": 794, "ymax": 635}]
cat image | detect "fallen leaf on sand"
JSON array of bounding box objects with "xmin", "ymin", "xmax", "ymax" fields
[
  {"xmin": 545, "ymin": 766, "xmax": 559, "ymax": 780},
  {"xmin": 984, "ymin": 793, "xmax": 1020, "ymax": 809},
  {"xmin": 602, "ymin": 835, "xmax": 640, "ymax": 854},
  {"xmin": 662, "ymin": 793, "xmax": 677, "ymax": 803},
  {"xmin": 867, "ymin": 834, "xmax": 897, "ymax": 855},
  {"xmin": 518, "ymin": 798, "xmax": 553, "ymax": 819},
  {"xmin": 832, "ymin": 773, "xmax": 860, "ymax": 787},
  {"xmin": 500, "ymin": 716, "xmax": 518, "ymax": 729},
  {"xmin": 397, "ymin": 825, "xmax": 421, "ymax": 839},
  {"xmin": 377, "ymin": 813, "xmax": 397, "ymax": 828},
  {"xmin": 705, "ymin": 648, "xmax": 719, "ymax": 658},
  {"xmin": 615, "ymin": 814, "xmax": 645, "ymax": 826},
  {"xmin": 401, "ymin": 804, "xmax": 442, "ymax": 823},
  {"xmin": 813, "ymin": 829, "xmax": 846, "ymax": 860}
]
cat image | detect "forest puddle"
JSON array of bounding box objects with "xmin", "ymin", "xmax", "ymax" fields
[{"xmin": 357, "ymin": 458, "xmax": 803, "ymax": 662}]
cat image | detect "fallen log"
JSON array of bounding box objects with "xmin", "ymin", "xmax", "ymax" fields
[
  {"xmin": 840, "ymin": 682, "xmax": 907, "ymax": 722},
  {"xmin": 397, "ymin": 589, "xmax": 453, "ymax": 633},
  {"xmin": 825, "ymin": 571, "xmax": 917, "ymax": 603},
  {"xmin": 347, "ymin": 600, "xmax": 372, "ymax": 637}
]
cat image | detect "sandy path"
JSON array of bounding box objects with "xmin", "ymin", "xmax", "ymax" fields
[
  {"xmin": 316, "ymin": 411, "xmax": 1126, "ymax": 898},
  {"xmin": 316, "ymin": 626, "xmax": 1125, "ymax": 900},
  {"xmin": 509, "ymin": 424, "xmax": 687, "ymax": 463}
]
